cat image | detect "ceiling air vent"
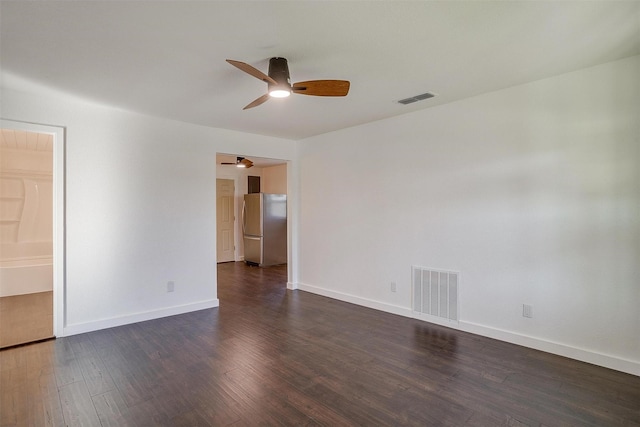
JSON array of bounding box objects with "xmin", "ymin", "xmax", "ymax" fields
[{"xmin": 398, "ymin": 92, "xmax": 435, "ymax": 105}]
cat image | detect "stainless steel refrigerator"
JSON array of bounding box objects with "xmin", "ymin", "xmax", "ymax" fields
[{"xmin": 242, "ymin": 193, "xmax": 287, "ymax": 266}]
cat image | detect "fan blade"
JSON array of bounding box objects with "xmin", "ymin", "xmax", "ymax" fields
[
  {"xmin": 240, "ymin": 158, "xmax": 254, "ymax": 168},
  {"xmin": 221, "ymin": 162, "xmax": 235, "ymax": 165},
  {"xmin": 292, "ymin": 80, "xmax": 350, "ymax": 96},
  {"xmin": 243, "ymin": 94, "xmax": 270, "ymax": 110},
  {"xmin": 227, "ymin": 59, "xmax": 277, "ymax": 85}
]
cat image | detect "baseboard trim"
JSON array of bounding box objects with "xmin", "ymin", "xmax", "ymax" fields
[
  {"xmin": 296, "ymin": 282, "xmax": 639, "ymax": 376},
  {"xmin": 457, "ymin": 321, "xmax": 640, "ymax": 377},
  {"xmin": 297, "ymin": 282, "xmax": 411, "ymax": 317},
  {"xmin": 63, "ymin": 299, "xmax": 219, "ymax": 337}
]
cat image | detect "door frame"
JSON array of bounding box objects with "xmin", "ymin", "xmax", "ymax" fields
[
  {"xmin": 1, "ymin": 119, "xmax": 65, "ymax": 337},
  {"xmin": 216, "ymin": 156, "xmax": 297, "ymax": 288}
]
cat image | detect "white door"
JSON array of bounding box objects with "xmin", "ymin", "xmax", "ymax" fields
[{"xmin": 216, "ymin": 179, "xmax": 235, "ymax": 263}]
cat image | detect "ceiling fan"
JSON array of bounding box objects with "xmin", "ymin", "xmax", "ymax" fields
[
  {"xmin": 226, "ymin": 57, "xmax": 350, "ymax": 110},
  {"xmin": 221, "ymin": 156, "xmax": 254, "ymax": 168}
]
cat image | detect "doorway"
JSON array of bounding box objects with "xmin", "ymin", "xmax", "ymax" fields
[
  {"xmin": 0, "ymin": 120, "xmax": 64, "ymax": 347},
  {"xmin": 216, "ymin": 154, "xmax": 291, "ymax": 283}
]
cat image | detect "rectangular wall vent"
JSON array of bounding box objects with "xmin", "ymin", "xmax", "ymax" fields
[
  {"xmin": 412, "ymin": 266, "xmax": 459, "ymax": 322},
  {"xmin": 398, "ymin": 92, "xmax": 435, "ymax": 105}
]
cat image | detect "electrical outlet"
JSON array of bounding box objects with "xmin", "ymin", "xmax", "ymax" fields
[
  {"xmin": 390, "ymin": 282, "xmax": 397, "ymax": 293},
  {"xmin": 523, "ymin": 304, "xmax": 533, "ymax": 318},
  {"xmin": 167, "ymin": 281, "xmax": 175, "ymax": 293}
]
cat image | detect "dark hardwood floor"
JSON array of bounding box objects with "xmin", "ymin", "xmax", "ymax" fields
[{"xmin": 1, "ymin": 261, "xmax": 639, "ymax": 426}]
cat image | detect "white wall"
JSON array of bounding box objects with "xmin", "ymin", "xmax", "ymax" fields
[
  {"xmin": 1, "ymin": 86, "xmax": 296, "ymax": 335},
  {"xmin": 298, "ymin": 56, "xmax": 640, "ymax": 375}
]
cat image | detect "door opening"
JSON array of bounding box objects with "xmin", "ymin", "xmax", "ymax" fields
[
  {"xmin": 0, "ymin": 120, "xmax": 65, "ymax": 345},
  {"xmin": 216, "ymin": 154, "xmax": 292, "ymax": 288}
]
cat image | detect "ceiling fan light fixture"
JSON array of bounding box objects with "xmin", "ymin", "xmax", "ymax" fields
[
  {"xmin": 269, "ymin": 87, "xmax": 291, "ymax": 98},
  {"xmin": 226, "ymin": 57, "xmax": 350, "ymax": 109},
  {"xmin": 268, "ymin": 57, "xmax": 292, "ymax": 98},
  {"xmin": 236, "ymin": 156, "xmax": 248, "ymax": 167}
]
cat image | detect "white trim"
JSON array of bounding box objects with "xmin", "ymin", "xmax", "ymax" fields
[
  {"xmin": 1, "ymin": 119, "xmax": 65, "ymax": 338},
  {"xmin": 297, "ymin": 282, "xmax": 411, "ymax": 317},
  {"xmin": 286, "ymin": 160, "xmax": 298, "ymax": 289},
  {"xmin": 457, "ymin": 321, "xmax": 640, "ymax": 377},
  {"xmin": 296, "ymin": 281, "xmax": 640, "ymax": 376},
  {"xmin": 63, "ymin": 299, "xmax": 219, "ymax": 336}
]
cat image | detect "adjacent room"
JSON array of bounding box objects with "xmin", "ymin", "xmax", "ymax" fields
[
  {"xmin": 0, "ymin": 129, "xmax": 55, "ymax": 348},
  {"xmin": 1, "ymin": 1, "xmax": 638, "ymax": 425}
]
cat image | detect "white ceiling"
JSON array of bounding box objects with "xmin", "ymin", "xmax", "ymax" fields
[{"xmin": 1, "ymin": 1, "xmax": 639, "ymax": 141}]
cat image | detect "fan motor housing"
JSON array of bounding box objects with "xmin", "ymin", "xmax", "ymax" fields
[{"xmin": 268, "ymin": 57, "xmax": 291, "ymax": 87}]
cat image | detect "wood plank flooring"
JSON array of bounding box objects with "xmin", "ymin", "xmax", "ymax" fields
[
  {"xmin": 1, "ymin": 262, "xmax": 639, "ymax": 426},
  {"xmin": 0, "ymin": 291, "xmax": 53, "ymax": 349}
]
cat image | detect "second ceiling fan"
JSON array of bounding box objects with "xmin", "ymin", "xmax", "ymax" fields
[
  {"xmin": 221, "ymin": 156, "xmax": 253, "ymax": 168},
  {"xmin": 226, "ymin": 57, "xmax": 350, "ymax": 110}
]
